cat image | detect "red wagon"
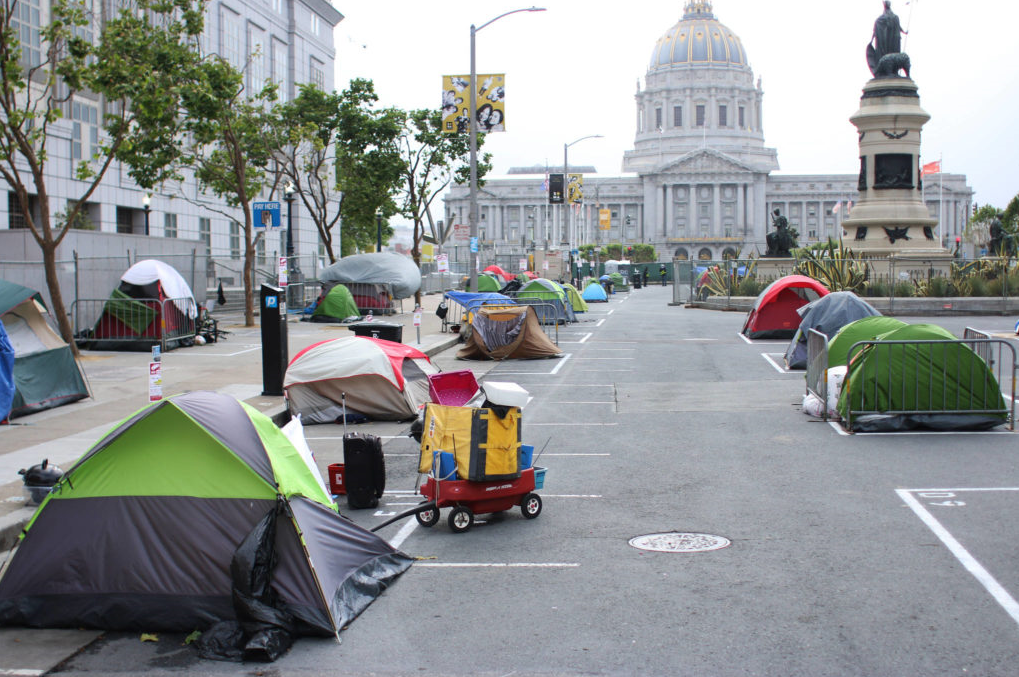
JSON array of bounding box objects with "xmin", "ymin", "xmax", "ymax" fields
[{"xmin": 414, "ymin": 465, "xmax": 546, "ymax": 533}]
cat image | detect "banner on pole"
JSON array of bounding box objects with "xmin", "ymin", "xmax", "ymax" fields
[
  {"xmin": 548, "ymin": 174, "xmax": 565, "ymax": 204},
  {"xmin": 599, "ymin": 208, "xmax": 611, "ymax": 230},
  {"xmin": 442, "ymin": 74, "xmax": 505, "ymax": 133},
  {"xmin": 567, "ymin": 174, "xmax": 583, "ymax": 204}
]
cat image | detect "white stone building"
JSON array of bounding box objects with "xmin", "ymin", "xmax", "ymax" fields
[
  {"xmin": 443, "ymin": 1, "xmax": 972, "ymax": 263},
  {"xmin": 1, "ymin": 0, "xmax": 342, "ymax": 274}
]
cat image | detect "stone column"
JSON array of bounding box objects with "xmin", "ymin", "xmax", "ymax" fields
[
  {"xmin": 665, "ymin": 184, "xmax": 674, "ymax": 239},
  {"xmin": 713, "ymin": 184, "xmax": 721, "ymax": 238}
]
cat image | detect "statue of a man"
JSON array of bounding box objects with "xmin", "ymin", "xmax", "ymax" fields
[
  {"xmin": 766, "ymin": 209, "xmax": 794, "ymax": 257},
  {"xmin": 871, "ymin": 1, "xmax": 907, "ymax": 62}
]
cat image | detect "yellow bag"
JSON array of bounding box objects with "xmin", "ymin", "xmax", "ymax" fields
[{"xmin": 418, "ymin": 403, "xmax": 521, "ymax": 481}]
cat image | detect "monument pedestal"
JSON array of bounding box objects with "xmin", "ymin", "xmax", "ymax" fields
[{"xmin": 841, "ymin": 76, "xmax": 946, "ymax": 258}]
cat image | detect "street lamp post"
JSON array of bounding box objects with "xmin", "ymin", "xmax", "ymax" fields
[
  {"xmin": 283, "ymin": 182, "xmax": 302, "ymax": 307},
  {"xmin": 563, "ymin": 134, "xmax": 603, "ymax": 283},
  {"xmin": 468, "ymin": 6, "xmax": 545, "ymax": 292},
  {"xmin": 142, "ymin": 194, "xmax": 151, "ymax": 236},
  {"xmin": 376, "ymin": 213, "xmax": 383, "ymax": 252}
]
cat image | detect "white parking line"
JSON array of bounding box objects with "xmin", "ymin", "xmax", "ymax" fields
[
  {"xmin": 596, "ymin": 319, "xmax": 606, "ymax": 327},
  {"xmin": 761, "ymin": 353, "xmax": 789, "ymax": 373},
  {"xmin": 898, "ymin": 489, "xmax": 1019, "ymax": 628},
  {"xmin": 529, "ymin": 422, "xmax": 618, "ymax": 426},
  {"xmin": 550, "ymin": 354, "xmax": 571, "ymax": 374},
  {"xmin": 414, "ymin": 562, "xmax": 579, "ymax": 568}
]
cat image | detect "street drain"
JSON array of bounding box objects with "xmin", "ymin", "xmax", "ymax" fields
[{"xmin": 628, "ymin": 532, "xmax": 731, "ymax": 553}]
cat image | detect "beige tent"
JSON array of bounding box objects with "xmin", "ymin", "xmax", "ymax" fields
[{"xmin": 457, "ymin": 305, "xmax": 562, "ymax": 360}]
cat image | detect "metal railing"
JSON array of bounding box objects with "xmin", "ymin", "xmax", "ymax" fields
[
  {"xmin": 842, "ymin": 338, "xmax": 1016, "ymax": 431},
  {"xmin": 440, "ymin": 294, "xmax": 559, "ymax": 346},
  {"xmin": 71, "ymin": 296, "xmax": 199, "ymax": 352},
  {"xmin": 805, "ymin": 328, "xmax": 831, "ymax": 421},
  {"xmin": 503, "ymin": 291, "xmax": 575, "ymax": 327}
]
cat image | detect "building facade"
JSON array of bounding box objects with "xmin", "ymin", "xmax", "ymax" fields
[
  {"xmin": 443, "ymin": 1, "xmax": 972, "ymax": 263},
  {"xmin": 1, "ymin": 0, "xmax": 342, "ymax": 276}
]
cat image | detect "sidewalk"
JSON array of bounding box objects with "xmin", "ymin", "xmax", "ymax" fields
[{"xmin": 0, "ymin": 291, "xmax": 460, "ymax": 551}]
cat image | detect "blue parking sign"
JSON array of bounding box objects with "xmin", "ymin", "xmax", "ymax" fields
[
  {"xmin": 265, "ymin": 296, "xmax": 278, "ymax": 309},
  {"xmin": 253, "ymin": 201, "xmax": 281, "ymax": 229}
]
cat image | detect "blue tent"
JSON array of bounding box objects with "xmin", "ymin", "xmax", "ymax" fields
[
  {"xmin": 582, "ymin": 281, "xmax": 608, "ymax": 302},
  {"xmin": 0, "ymin": 319, "xmax": 14, "ymax": 421}
]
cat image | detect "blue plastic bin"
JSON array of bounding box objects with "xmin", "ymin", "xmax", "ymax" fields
[
  {"xmin": 533, "ymin": 466, "xmax": 546, "ymax": 490},
  {"xmin": 433, "ymin": 451, "xmax": 457, "ymax": 480},
  {"xmin": 520, "ymin": 444, "xmax": 534, "ymax": 469}
]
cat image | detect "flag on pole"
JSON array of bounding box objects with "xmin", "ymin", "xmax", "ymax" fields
[
  {"xmin": 541, "ymin": 174, "xmax": 549, "ymax": 191},
  {"xmin": 832, "ymin": 201, "xmax": 842, "ymax": 214},
  {"xmin": 921, "ymin": 160, "xmax": 942, "ymax": 176},
  {"xmin": 847, "ymin": 201, "xmax": 853, "ymax": 211}
]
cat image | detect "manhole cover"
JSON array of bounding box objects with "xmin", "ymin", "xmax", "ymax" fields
[{"xmin": 628, "ymin": 532, "xmax": 731, "ymax": 553}]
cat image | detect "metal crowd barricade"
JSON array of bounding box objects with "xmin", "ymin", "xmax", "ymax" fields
[
  {"xmin": 842, "ymin": 338, "xmax": 1017, "ymax": 432},
  {"xmin": 342, "ymin": 282, "xmax": 397, "ymax": 316},
  {"xmin": 440, "ymin": 294, "xmax": 559, "ymax": 346},
  {"xmin": 804, "ymin": 328, "xmax": 831, "ymax": 421},
  {"xmin": 72, "ymin": 296, "xmax": 200, "ymax": 352}
]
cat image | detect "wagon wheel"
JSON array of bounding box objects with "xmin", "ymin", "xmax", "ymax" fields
[
  {"xmin": 448, "ymin": 506, "xmax": 474, "ymax": 533},
  {"xmin": 415, "ymin": 504, "xmax": 440, "ymax": 528},
  {"xmin": 520, "ymin": 493, "xmax": 542, "ymax": 519}
]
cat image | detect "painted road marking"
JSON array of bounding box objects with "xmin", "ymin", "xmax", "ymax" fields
[
  {"xmin": 898, "ymin": 488, "xmax": 1019, "ymax": 628},
  {"xmin": 414, "ymin": 562, "xmax": 579, "ymax": 568},
  {"xmin": 762, "ymin": 353, "xmax": 793, "ymax": 373},
  {"xmin": 829, "ymin": 421, "xmax": 1014, "ymax": 436}
]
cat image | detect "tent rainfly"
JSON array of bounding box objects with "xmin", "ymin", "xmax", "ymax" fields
[
  {"xmin": 457, "ymin": 305, "xmax": 563, "ymax": 360},
  {"xmin": 741, "ymin": 275, "xmax": 829, "ymax": 339},
  {"xmin": 783, "ymin": 291, "xmax": 881, "ymax": 370}
]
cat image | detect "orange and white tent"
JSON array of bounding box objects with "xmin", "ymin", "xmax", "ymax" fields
[{"xmin": 284, "ymin": 336, "xmax": 439, "ymax": 423}]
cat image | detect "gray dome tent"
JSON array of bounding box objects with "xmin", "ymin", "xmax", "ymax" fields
[
  {"xmin": 783, "ymin": 291, "xmax": 880, "ymax": 370},
  {"xmin": 319, "ymin": 253, "xmax": 421, "ymax": 300}
]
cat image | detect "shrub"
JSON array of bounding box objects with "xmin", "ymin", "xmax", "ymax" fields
[
  {"xmin": 864, "ymin": 280, "xmax": 888, "ymax": 297},
  {"xmin": 893, "ymin": 281, "xmax": 915, "ymax": 297}
]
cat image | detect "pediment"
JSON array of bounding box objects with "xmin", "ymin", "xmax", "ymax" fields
[{"xmin": 660, "ymin": 148, "xmax": 756, "ymax": 175}]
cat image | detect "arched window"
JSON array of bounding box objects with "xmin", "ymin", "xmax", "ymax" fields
[
  {"xmin": 698, "ymin": 247, "xmax": 713, "ymax": 260},
  {"xmin": 722, "ymin": 247, "xmax": 737, "ymax": 260},
  {"xmin": 675, "ymin": 247, "xmax": 689, "ymax": 260}
]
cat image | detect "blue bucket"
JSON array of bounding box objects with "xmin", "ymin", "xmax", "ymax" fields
[
  {"xmin": 433, "ymin": 451, "xmax": 457, "ymax": 480},
  {"xmin": 520, "ymin": 444, "xmax": 534, "ymax": 469}
]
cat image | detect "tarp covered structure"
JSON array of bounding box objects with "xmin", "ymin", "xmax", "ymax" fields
[
  {"xmin": 836, "ymin": 323, "xmax": 1008, "ymax": 432},
  {"xmin": 319, "ymin": 252, "xmax": 420, "ymax": 300},
  {"xmin": 582, "ymin": 281, "xmax": 608, "ymax": 302},
  {"xmin": 285, "ymin": 336, "xmax": 438, "ymax": 422},
  {"xmin": 482, "ymin": 265, "xmax": 511, "ymax": 282},
  {"xmin": 310, "ymin": 283, "xmax": 359, "ymax": 322},
  {"xmin": 88, "ymin": 259, "xmax": 198, "ymax": 350},
  {"xmin": 827, "ymin": 316, "xmax": 908, "ymax": 368},
  {"xmin": 457, "ymin": 305, "xmax": 562, "ymax": 360},
  {"xmin": 516, "ymin": 278, "xmax": 574, "ymax": 324},
  {"xmin": 0, "ymin": 280, "xmax": 88, "ymax": 417},
  {"xmin": 783, "ymin": 292, "xmax": 881, "ymax": 369},
  {"xmin": 742, "ymin": 275, "xmax": 829, "ymax": 339},
  {"xmin": 0, "ymin": 391, "xmax": 411, "ymax": 641}
]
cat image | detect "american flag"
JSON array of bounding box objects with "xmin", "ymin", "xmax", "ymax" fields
[{"xmin": 541, "ymin": 174, "xmax": 549, "ymax": 190}]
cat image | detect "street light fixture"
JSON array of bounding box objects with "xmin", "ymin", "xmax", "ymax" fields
[
  {"xmin": 142, "ymin": 193, "xmax": 151, "ymax": 236},
  {"xmin": 468, "ymin": 5, "xmax": 546, "ymax": 292},
  {"xmin": 563, "ymin": 134, "xmax": 603, "ymax": 282},
  {"xmin": 283, "ymin": 182, "xmax": 302, "ymax": 307}
]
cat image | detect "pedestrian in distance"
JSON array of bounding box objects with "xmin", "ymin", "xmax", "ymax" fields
[{"xmin": 659, "ymin": 264, "xmax": 667, "ymax": 286}]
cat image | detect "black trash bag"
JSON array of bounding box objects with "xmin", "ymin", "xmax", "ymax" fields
[
  {"xmin": 435, "ymin": 301, "xmax": 448, "ymax": 319},
  {"xmin": 217, "ymin": 281, "xmax": 227, "ymax": 306},
  {"xmin": 195, "ymin": 621, "xmax": 245, "ymax": 662},
  {"xmin": 227, "ymin": 502, "xmax": 296, "ymax": 663}
]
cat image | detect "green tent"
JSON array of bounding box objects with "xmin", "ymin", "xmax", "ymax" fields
[
  {"xmin": 827, "ymin": 316, "xmax": 908, "ymax": 368},
  {"xmin": 836, "ymin": 323, "xmax": 1008, "ymax": 432},
  {"xmin": 312, "ymin": 283, "xmax": 359, "ymax": 321},
  {"xmin": 561, "ymin": 283, "xmax": 589, "ymax": 313},
  {"xmin": 518, "ymin": 278, "xmax": 574, "ymax": 324},
  {"xmin": 0, "ymin": 391, "xmax": 411, "ymax": 639},
  {"xmin": 476, "ymin": 273, "xmax": 502, "ymax": 292}
]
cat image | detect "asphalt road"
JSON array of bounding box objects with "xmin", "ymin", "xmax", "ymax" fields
[{"xmin": 13, "ymin": 286, "xmax": 1019, "ymax": 676}]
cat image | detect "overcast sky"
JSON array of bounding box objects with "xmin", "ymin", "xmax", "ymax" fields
[{"xmin": 333, "ymin": 0, "xmax": 1019, "ymax": 212}]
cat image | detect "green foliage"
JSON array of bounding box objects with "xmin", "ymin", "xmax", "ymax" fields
[
  {"xmin": 893, "ymin": 281, "xmax": 915, "ymax": 297},
  {"xmin": 793, "ymin": 239, "xmax": 865, "ymax": 292},
  {"xmin": 400, "ymin": 109, "xmax": 488, "ymax": 291}
]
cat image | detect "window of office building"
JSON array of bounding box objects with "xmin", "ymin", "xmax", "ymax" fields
[
  {"xmin": 13, "ymin": 0, "xmax": 42, "ymax": 68},
  {"xmin": 164, "ymin": 213, "xmax": 178, "ymax": 238},
  {"xmin": 70, "ymin": 102, "xmax": 98, "ymax": 170},
  {"xmin": 230, "ymin": 221, "xmax": 241, "ymax": 258},
  {"xmin": 272, "ymin": 40, "xmax": 288, "ymax": 103},
  {"xmin": 199, "ymin": 217, "xmax": 211, "ymax": 254},
  {"xmin": 673, "ymin": 105, "xmax": 682, "ymax": 127},
  {"xmin": 309, "ymin": 57, "xmax": 324, "ymax": 90},
  {"xmin": 248, "ymin": 25, "xmax": 265, "ymax": 94},
  {"xmin": 221, "ymin": 8, "xmax": 243, "ymax": 70}
]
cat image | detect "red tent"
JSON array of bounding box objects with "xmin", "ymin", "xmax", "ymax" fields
[
  {"xmin": 483, "ymin": 265, "xmax": 513, "ymax": 282},
  {"xmin": 741, "ymin": 275, "xmax": 828, "ymax": 339}
]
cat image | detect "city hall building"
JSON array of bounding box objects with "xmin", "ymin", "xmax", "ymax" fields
[{"xmin": 443, "ymin": 1, "xmax": 972, "ymax": 263}]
